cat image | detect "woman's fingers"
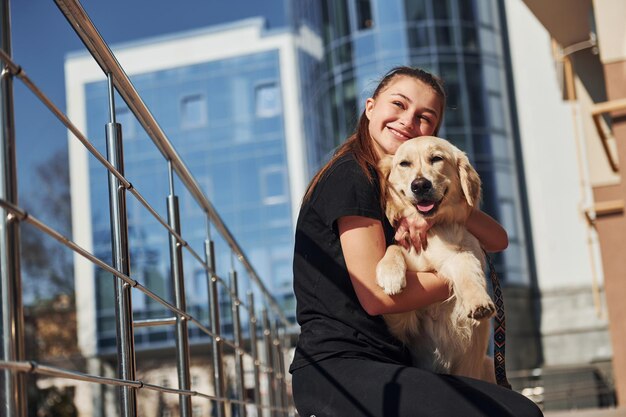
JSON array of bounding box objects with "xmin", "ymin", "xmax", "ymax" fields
[{"xmin": 394, "ymin": 214, "xmax": 431, "ymax": 252}]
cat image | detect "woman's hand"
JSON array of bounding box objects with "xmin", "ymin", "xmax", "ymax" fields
[{"xmin": 394, "ymin": 211, "xmax": 433, "ymax": 252}]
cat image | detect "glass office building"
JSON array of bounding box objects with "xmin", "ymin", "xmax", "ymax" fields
[
  {"xmin": 67, "ymin": 20, "xmax": 321, "ymax": 355},
  {"xmin": 291, "ymin": 0, "xmax": 540, "ymax": 367}
]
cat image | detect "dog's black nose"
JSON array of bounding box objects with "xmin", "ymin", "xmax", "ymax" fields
[{"xmin": 411, "ymin": 178, "xmax": 432, "ymax": 194}]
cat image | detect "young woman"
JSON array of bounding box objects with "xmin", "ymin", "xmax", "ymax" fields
[{"xmin": 289, "ymin": 66, "xmax": 543, "ymax": 417}]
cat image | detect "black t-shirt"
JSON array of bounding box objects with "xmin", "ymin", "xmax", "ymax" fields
[{"xmin": 289, "ymin": 153, "xmax": 411, "ymax": 372}]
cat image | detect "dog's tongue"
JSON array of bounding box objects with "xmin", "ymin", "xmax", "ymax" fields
[{"xmin": 416, "ymin": 202, "xmax": 435, "ymax": 213}]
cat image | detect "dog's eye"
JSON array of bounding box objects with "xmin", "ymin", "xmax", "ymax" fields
[
  {"xmin": 430, "ymin": 155, "xmax": 444, "ymax": 164},
  {"xmin": 399, "ymin": 160, "xmax": 412, "ymax": 167}
]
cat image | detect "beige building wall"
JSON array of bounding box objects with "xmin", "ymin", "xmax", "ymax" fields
[
  {"xmin": 517, "ymin": 0, "xmax": 626, "ymax": 406},
  {"xmin": 505, "ymin": 0, "xmax": 611, "ymax": 369}
]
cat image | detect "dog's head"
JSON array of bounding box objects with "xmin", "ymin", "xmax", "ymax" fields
[{"xmin": 379, "ymin": 136, "xmax": 481, "ymax": 225}]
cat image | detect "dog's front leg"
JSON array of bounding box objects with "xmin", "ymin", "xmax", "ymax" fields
[
  {"xmin": 439, "ymin": 252, "xmax": 495, "ymax": 321},
  {"xmin": 376, "ymin": 245, "xmax": 408, "ymax": 295}
]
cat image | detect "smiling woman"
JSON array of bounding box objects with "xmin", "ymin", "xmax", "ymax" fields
[{"xmin": 289, "ymin": 66, "xmax": 541, "ymax": 417}]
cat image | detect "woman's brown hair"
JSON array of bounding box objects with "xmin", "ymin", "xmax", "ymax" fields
[{"xmin": 303, "ymin": 66, "xmax": 447, "ymax": 202}]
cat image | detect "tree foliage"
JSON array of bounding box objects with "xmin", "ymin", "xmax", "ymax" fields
[{"xmin": 21, "ymin": 149, "xmax": 74, "ymax": 303}]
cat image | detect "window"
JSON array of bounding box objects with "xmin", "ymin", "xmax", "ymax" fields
[
  {"xmin": 356, "ymin": 0, "xmax": 374, "ymax": 29},
  {"xmin": 404, "ymin": 0, "xmax": 427, "ymax": 22},
  {"xmin": 255, "ymin": 83, "xmax": 281, "ymax": 118},
  {"xmin": 181, "ymin": 94, "xmax": 207, "ymax": 129},
  {"xmin": 260, "ymin": 166, "xmax": 288, "ymax": 205}
]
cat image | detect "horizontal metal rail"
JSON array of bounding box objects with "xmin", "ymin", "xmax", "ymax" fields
[
  {"xmin": 54, "ymin": 0, "xmax": 289, "ymax": 328},
  {"xmin": 0, "ymin": 360, "xmax": 290, "ymax": 413},
  {"xmin": 133, "ymin": 317, "xmax": 177, "ymax": 328}
]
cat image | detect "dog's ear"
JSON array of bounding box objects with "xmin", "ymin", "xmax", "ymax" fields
[
  {"xmin": 378, "ymin": 154, "xmax": 393, "ymax": 179},
  {"xmin": 456, "ymin": 150, "xmax": 481, "ymax": 207}
]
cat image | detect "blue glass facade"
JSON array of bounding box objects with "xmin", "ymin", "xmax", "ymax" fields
[
  {"xmin": 84, "ymin": 50, "xmax": 295, "ymax": 353},
  {"xmin": 292, "ymin": 0, "xmax": 532, "ymax": 286}
]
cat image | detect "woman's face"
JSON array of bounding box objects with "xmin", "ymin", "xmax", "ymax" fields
[{"xmin": 365, "ymin": 75, "xmax": 442, "ymax": 156}]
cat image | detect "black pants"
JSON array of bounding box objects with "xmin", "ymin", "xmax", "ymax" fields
[{"xmin": 292, "ymin": 358, "xmax": 543, "ymax": 417}]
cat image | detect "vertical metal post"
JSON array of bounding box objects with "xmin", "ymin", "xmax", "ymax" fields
[
  {"xmin": 230, "ymin": 270, "xmax": 246, "ymax": 417},
  {"xmin": 167, "ymin": 161, "xmax": 192, "ymax": 417},
  {"xmin": 270, "ymin": 322, "xmax": 285, "ymax": 417},
  {"xmin": 275, "ymin": 329, "xmax": 288, "ymax": 417},
  {"xmin": 205, "ymin": 230, "xmax": 225, "ymax": 417},
  {"xmin": 262, "ymin": 310, "xmax": 276, "ymax": 417},
  {"xmin": 0, "ymin": 1, "xmax": 26, "ymax": 415},
  {"xmin": 105, "ymin": 73, "xmax": 137, "ymax": 417},
  {"xmin": 247, "ymin": 292, "xmax": 262, "ymax": 417}
]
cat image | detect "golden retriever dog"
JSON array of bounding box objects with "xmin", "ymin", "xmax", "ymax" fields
[{"xmin": 376, "ymin": 136, "xmax": 496, "ymax": 382}]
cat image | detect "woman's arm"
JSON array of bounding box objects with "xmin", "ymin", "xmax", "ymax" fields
[
  {"xmin": 338, "ymin": 215, "xmax": 450, "ymax": 316},
  {"xmin": 465, "ymin": 208, "xmax": 508, "ymax": 252}
]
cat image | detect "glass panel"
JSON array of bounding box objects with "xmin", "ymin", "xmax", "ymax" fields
[
  {"xmin": 488, "ymin": 94, "xmax": 505, "ymax": 130},
  {"xmin": 458, "ymin": 0, "xmax": 477, "ymax": 22},
  {"xmin": 407, "ymin": 23, "xmax": 430, "ymax": 50},
  {"xmin": 446, "ymin": 132, "xmax": 468, "ymax": 152},
  {"xmin": 432, "ymin": 0, "xmax": 451, "ymax": 20},
  {"xmin": 354, "ymin": 33, "xmax": 376, "ymax": 64},
  {"xmin": 336, "ymin": 39, "xmax": 353, "ymax": 66},
  {"xmin": 404, "ymin": 0, "xmax": 427, "ymax": 22},
  {"xmin": 379, "ymin": 27, "xmax": 408, "ymax": 56},
  {"xmin": 260, "ymin": 166, "xmax": 288, "ymax": 205},
  {"xmin": 439, "ymin": 62, "xmax": 463, "ymax": 127},
  {"xmin": 375, "ymin": 0, "xmax": 403, "ymax": 24},
  {"xmin": 461, "ymin": 26, "xmax": 479, "ymax": 50},
  {"xmin": 479, "ymin": 27, "xmax": 497, "ymax": 54},
  {"xmin": 477, "ymin": 0, "xmax": 494, "ymax": 25},
  {"xmin": 483, "ymin": 63, "xmax": 501, "ymax": 92},
  {"xmin": 435, "ymin": 24, "xmax": 454, "ymax": 47},
  {"xmin": 472, "ymin": 133, "xmax": 492, "ymax": 160},
  {"xmin": 490, "ymin": 133, "xmax": 509, "ymax": 160},
  {"xmin": 180, "ymin": 94, "xmax": 207, "ymax": 129},
  {"xmin": 464, "ymin": 62, "xmax": 486, "ymax": 127},
  {"xmin": 255, "ymin": 82, "xmax": 282, "ymax": 118},
  {"xmin": 332, "ymin": 0, "xmax": 351, "ymax": 39},
  {"xmin": 356, "ymin": 0, "xmax": 374, "ymax": 29}
]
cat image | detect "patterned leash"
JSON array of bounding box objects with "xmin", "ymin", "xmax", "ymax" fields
[{"xmin": 485, "ymin": 250, "xmax": 512, "ymax": 389}]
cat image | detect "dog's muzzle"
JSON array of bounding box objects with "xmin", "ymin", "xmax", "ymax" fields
[{"xmin": 411, "ymin": 178, "xmax": 439, "ymax": 215}]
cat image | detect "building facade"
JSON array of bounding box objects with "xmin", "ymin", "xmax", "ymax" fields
[
  {"xmin": 66, "ymin": 19, "xmax": 321, "ymax": 415},
  {"xmin": 507, "ymin": 0, "xmax": 624, "ymax": 406}
]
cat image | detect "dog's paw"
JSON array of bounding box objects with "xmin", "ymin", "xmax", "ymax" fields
[
  {"xmin": 466, "ymin": 299, "xmax": 496, "ymax": 321},
  {"xmin": 376, "ymin": 261, "xmax": 406, "ymax": 295}
]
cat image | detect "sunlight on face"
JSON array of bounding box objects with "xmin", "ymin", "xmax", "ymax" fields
[{"xmin": 365, "ymin": 76, "xmax": 442, "ymax": 157}]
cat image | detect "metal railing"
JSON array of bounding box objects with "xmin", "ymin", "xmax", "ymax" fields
[
  {"xmin": 0, "ymin": 0, "xmax": 296, "ymax": 416},
  {"xmin": 508, "ymin": 364, "xmax": 616, "ymax": 412}
]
